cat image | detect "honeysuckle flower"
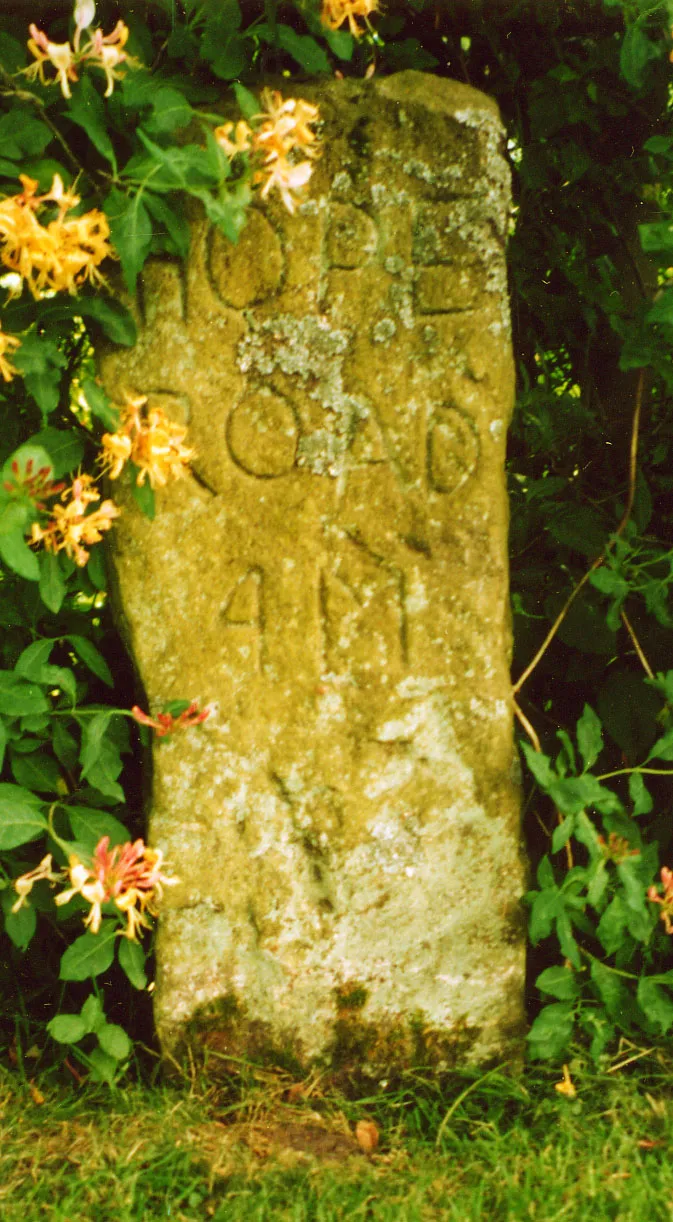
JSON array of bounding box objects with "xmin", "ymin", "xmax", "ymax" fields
[
  {"xmin": 3, "ymin": 456, "xmax": 65, "ymax": 507},
  {"xmin": 55, "ymin": 836, "xmax": 178, "ymax": 939},
  {"xmin": 0, "ymin": 326, "xmax": 21, "ymax": 382},
  {"xmin": 214, "ymin": 119, "xmax": 254, "ymax": 159},
  {"xmin": 554, "ymin": 1064, "xmax": 577, "ymax": 1098},
  {"xmin": 99, "ymin": 393, "xmax": 195, "ymax": 488},
  {"xmin": 73, "ymin": 0, "xmax": 96, "ymax": 52},
  {"xmin": 597, "ymin": 832, "xmax": 640, "ymax": 865},
  {"xmin": 215, "ymin": 91, "xmax": 320, "ymax": 214},
  {"xmin": 257, "ymin": 157, "xmax": 314, "ymax": 215},
  {"xmin": 131, "ymin": 701, "xmax": 211, "ymax": 737},
  {"xmin": 26, "ymin": 24, "xmax": 78, "ymax": 97},
  {"xmin": 12, "ymin": 854, "xmax": 62, "ymax": 913},
  {"xmin": 320, "ymin": 0, "xmax": 379, "ymax": 38},
  {"xmin": 30, "ymin": 472, "xmax": 120, "ymax": 567},
  {"xmin": 0, "ymin": 175, "xmax": 113, "ymax": 299},
  {"xmin": 83, "ymin": 21, "xmax": 132, "ymax": 97},
  {"xmin": 648, "ymin": 866, "xmax": 673, "ymax": 934}
]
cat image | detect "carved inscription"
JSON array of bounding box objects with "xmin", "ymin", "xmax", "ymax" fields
[
  {"xmin": 226, "ymin": 388, "xmax": 299, "ymax": 478},
  {"xmin": 208, "ymin": 209, "xmax": 284, "ymax": 309},
  {"xmin": 427, "ymin": 405, "xmax": 479, "ymax": 495},
  {"xmin": 320, "ymin": 537, "xmax": 408, "ymax": 675},
  {"xmin": 221, "ymin": 566, "xmax": 265, "ymax": 671}
]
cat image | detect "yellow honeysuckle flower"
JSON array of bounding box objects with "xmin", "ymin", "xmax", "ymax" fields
[
  {"xmin": 100, "ymin": 394, "xmax": 195, "ymax": 489},
  {"xmin": 0, "ymin": 327, "xmax": 21, "ymax": 383},
  {"xmin": 320, "ymin": 0, "xmax": 379, "ymax": 38}
]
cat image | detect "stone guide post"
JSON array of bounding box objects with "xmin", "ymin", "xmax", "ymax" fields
[{"xmin": 101, "ymin": 70, "xmax": 526, "ymax": 1069}]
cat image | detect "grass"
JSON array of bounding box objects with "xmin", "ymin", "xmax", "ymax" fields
[{"xmin": 3, "ymin": 1046, "xmax": 673, "ymax": 1221}]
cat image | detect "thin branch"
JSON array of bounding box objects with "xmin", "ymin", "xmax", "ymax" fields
[
  {"xmin": 621, "ymin": 608, "xmax": 654, "ymax": 679},
  {"xmin": 513, "ymin": 696, "xmax": 541, "ymax": 752},
  {"xmin": 513, "ymin": 369, "xmax": 645, "ymax": 696}
]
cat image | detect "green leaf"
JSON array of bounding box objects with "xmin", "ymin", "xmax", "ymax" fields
[
  {"xmin": 133, "ymin": 132, "xmax": 220, "ymax": 192},
  {"xmin": 144, "ymin": 192, "xmax": 191, "ymax": 259},
  {"xmin": 640, "ymin": 221, "xmax": 673, "ymax": 256},
  {"xmin": 619, "ymin": 24, "xmax": 660, "ymax": 90},
  {"xmin": 15, "ymin": 639, "xmax": 54, "ymax": 680},
  {"xmin": 66, "ymin": 76, "xmax": 117, "ymax": 166},
  {"xmin": 29, "ymin": 428, "xmax": 84, "ymax": 478},
  {"xmin": 535, "ymin": 965, "xmax": 580, "ymax": 1001},
  {"xmin": 59, "ymin": 923, "xmax": 118, "ymax": 981},
  {"xmin": 142, "ymin": 86, "xmax": 193, "ymax": 135},
  {"xmin": 549, "ymin": 506, "xmax": 607, "ymax": 559},
  {"xmin": 590, "ymin": 959, "xmax": 630, "ymax": 1020},
  {"xmin": 98, "ymin": 1022, "xmax": 131, "ymax": 1061},
  {"xmin": 118, "ymin": 936, "xmax": 148, "ymax": 990},
  {"xmin": 79, "ymin": 710, "xmax": 113, "ymax": 775},
  {"xmin": 39, "ymin": 551, "xmax": 67, "ymax": 614},
  {"xmin": 269, "ymin": 25, "xmax": 331, "ymax": 75},
  {"xmin": 629, "ymin": 772, "xmax": 653, "ymax": 816},
  {"xmin": 647, "ymin": 728, "xmax": 673, "ymax": 761},
  {"xmin": 10, "ymin": 749, "xmax": 62, "ymax": 794},
  {"xmin": 76, "ymin": 298, "xmax": 137, "ymax": 347},
  {"xmin": 13, "ymin": 332, "xmax": 67, "ymax": 418},
  {"xmin": 0, "ymin": 784, "xmax": 47, "ymax": 849},
  {"xmin": 552, "ymin": 815, "xmax": 575, "ymax": 855},
  {"xmin": 576, "ymin": 704, "xmax": 603, "ymax": 772},
  {"xmin": 647, "ymin": 291, "xmax": 673, "ymax": 325},
  {"xmin": 548, "ymin": 774, "xmax": 622, "ymax": 817},
  {"xmin": 103, "ymin": 189, "xmax": 153, "ymax": 295},
  {"xmin": 526, "ymin": 1002, "xmax": 575, "ymax": 1060},
  {"xmin": 617, "ymin": 858, "xmax": 649, "ymax": 914},
  {"xmin": 233, "ymin": 83, "xmax": 259, "ymax": 121},
  {"xmin": 52, "ymin": 721, "xmax": 78, "ymax": 770},
  {"xmin": 200, "ymin": 1, "xmax": 246, "ymax": 78},
  {"xmin": 520, "ymin": 742, "xmax": 554, "ymax": 789},
  {"xmin": 637, "ymin": 978, "xmax": 673, "ymax": 1035},
  {"xmin": 47, "ymin": 1013, "xmax": 88, "ymax": 1044},
  {"xmin": 79, "ymin": 714, "xmax": 125, "ymax": 803},
  {"xmin": 0, "ymin": 718, "xmax": 6, "ymax": 773},
  {"xmin": 1, "ymin": 889, "xmax": 37, "ymax": 951},
  {"xmin": 0, "ymin": 674, "xmax": 49, "ymax": 716},
  {"xmin": 88, "ymin": 1047, "xmax": 119, "ymax": 1085},
  {"xmin": 129, "ymin": 470, "xmax": 156, "ymax": 520},
  {"xmin": 529, "ymin": 886, "xmax": 562, "ymax": 943},
  {"xmin": 596, "ymin": 895, "xmax": 628, "ymax": 955},
  {"xmin": 67, "ymin": 805, "xmax": 129, "ymax": 851},
  {"xmin": 66, "ymin": 636, "xmax": 114, "ymax": 687},
  {"xmin": 0, "ymin": 529, "xmax": 40, "ymax": 581},
  {"xmin": 80, "ymin": 993, "xmax": 106, "ymax": 1034},
  {"xmin": 80, "ymin": 377, "xmax": 120, "ymax": 431}
]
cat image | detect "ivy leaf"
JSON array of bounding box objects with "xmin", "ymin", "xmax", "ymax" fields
[
  {"xmin": 103, "ymin": 188, "xmax": 153, "ymax": 294},
  {"xmin": 0, "ymin": 783, "xmax": 47, "ymax": 849},
  {"xmin": 59, "ymin": 923, "xmax": 118, "ymax": 981},
  {"xmin": 66, "ymin": 76, "xmax": 117, "ymax": 167},
  {"xmin": 576, "ymin": 704, "xmax": 603, "ymax": 772},
  {"xmin": 66, "ymin": 635, "xmax": 114, "ymax": 687},
  {"xmin": 118, "ymin": 936, "xmax": 148, "ymax": 990}
]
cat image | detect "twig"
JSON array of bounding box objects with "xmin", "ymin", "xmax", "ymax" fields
[
  {"xmin": 513, "ymin": 697, "xmax": 541, "ymax": 752},
  {"xmin": 513, "ymin": 369, "xmax": 645, "ymax": 696},
  {"xmin": 620, "ymin": 608, "xmax": 654, "ymax": 679}
]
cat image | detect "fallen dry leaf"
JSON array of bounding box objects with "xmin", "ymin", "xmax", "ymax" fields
[{"xmin": 355, "ymin": 1119, "xmax": 379, "ymax": 1153}]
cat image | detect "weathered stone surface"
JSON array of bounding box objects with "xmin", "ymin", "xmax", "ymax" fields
[{"xmin": 102, "ymin": 71, "xmax": 525, "ymax": 1071}]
